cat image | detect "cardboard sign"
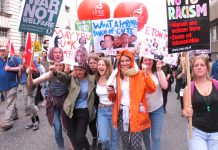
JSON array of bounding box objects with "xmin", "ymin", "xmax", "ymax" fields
[
  {"xmin": 19, "ymin": 0, "xmax": 63, "ymax": 36},
  {"xmin": 139, "ymin": 26, "xmax": 178, "ymax": 65},
  {"xmin": 167, "ymin": 0, "xmax": 210, "ymax": 53},
  {"xmin": 48, "ymin": 28, "xmax": 91, "ymax": 65},
  {"xmin": 92, "ymin": 17, "xmax": 138, "ymax": 55}
]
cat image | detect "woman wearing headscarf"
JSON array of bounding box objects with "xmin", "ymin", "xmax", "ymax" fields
[{"xmin": 107, "ymin": 50, "xmax": 156, "ymax": 150}]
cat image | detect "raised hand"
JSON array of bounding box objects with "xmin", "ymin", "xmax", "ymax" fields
[
  {"xmin": 49, "ymin": 65, "xmax": 56, "ymax": 74},
  {"xmin": 26, "ymin": 66, "xmax": 33, "ymax": 74},
  {"xmin": 156, "ymin": 60, "xmax": 163, "ymax": 72}
]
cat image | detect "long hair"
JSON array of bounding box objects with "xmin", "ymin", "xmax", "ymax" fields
[
  {"xmin": 117, "ymin": 50, "xmax": 135, "ymax": 79},
  {"xmin": 88, "ymin": 53, "xmax": 99, "ymax": 75},
  {"xmin": 74, "ymin": 47, "xmax": 88, "ymax": 63},
  {"xmin": 48, "ymin": 47, "xmax": 64, "ymax": 62},
  {"xmin": 191, "ymin": 54, "xmax": 211, "ymax": 80},
  {"xmin": 96, "ymin": 58, "xmax": 113, "ymax": 82},
  {"xmin": 139, "ymin": 56, "xmax": 157, "ymax": 73}
]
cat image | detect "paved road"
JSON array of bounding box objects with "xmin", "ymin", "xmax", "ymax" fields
[{"xmin": 0, "ymin": 84, "xmax": 188, "ymax": 150}]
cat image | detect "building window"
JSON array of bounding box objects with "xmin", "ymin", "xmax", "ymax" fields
[
  {"xmin": 217, "ymin": 25, "xmax": 218, "ymax": 41},
  {"xmin": 21, "ymin": 32, "xmax": 27, "ymax": 46},
  {"xmin": 211, "ymin": 26, "xmax": 217, "ymax": 42},
  {"xmin": 0, "ymin": 28, "xmax": 8, "ymax": 37},
  {"xmin": 65, "ymin": 6, "xmax": 70, "ymax": 13},
  {"xmin": 0, "ymin": 0, "xmax": 5, "ymax": 12},
  {"xmin": 38, "ymin": 34, "xmax": 43, "ymax": 44}
]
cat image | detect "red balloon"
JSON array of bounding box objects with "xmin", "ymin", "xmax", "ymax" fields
[
  {"xmin": 114, "ymin": 2, "xmax": 148, "ymax": 31},
  {"xmin": 77, "ymin": 0, "xmax": 110, "ymax": 20}
]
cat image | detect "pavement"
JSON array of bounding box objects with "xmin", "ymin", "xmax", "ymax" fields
[{"xmin": 0, "ymin": 84, "xmax": 188, "ymax": 150}]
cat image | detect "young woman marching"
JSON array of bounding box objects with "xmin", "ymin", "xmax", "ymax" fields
[
  {"xmin": 108, "ymin": 50, "xmax": 156, "ymax": 150},
  {"xmin": 27, "ymin": 62, "xmax": 68, "ymax": 150},
  {"xmin": 183, "ymin": 55, "xmax": 218, "ymax": 150},
  {"xmin": 96, "ymin": 58, "xmax": 119, "ymax": 150},
  {"xmin": 49, "ymin": 62, "xmax": 96, "ymax": 150},
  {"xmin": 140, "ymin": 56, "xmax": 168, "ymax": 150}
]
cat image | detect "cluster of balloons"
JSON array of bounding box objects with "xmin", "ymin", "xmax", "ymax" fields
[{"xmin": 77, "ymin": 0, "xmax": 148, "ymax": 31}]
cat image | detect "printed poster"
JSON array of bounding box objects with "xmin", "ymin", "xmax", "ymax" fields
[
  {"xmin": 19, "ymin": 0, "xmax": 63, "ymax": 36},
  {"xmin": 92, "ymin": 17, "xmax": 138, "ymax": 55},
  {"xmin": 167, "ymin": 0, "xmax": 210, "ymax": 53}
]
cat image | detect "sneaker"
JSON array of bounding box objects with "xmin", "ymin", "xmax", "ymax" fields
[
  {"xmin": 32, "ymin": 122, "xmax": 39, "ymax": 131},
  {"xmin": 25, "ymin": 124, "xmax": 34, "ymax": 129},
  {"xmin": 40, "ymin": 100, "xmax": 46, "ymax": 107},
  {"xmin": 25, "ymin": 113, "xmax": 30, "ymax": 116},
  {"xmin": 164, "ymin": 108, "xmax": 167, "ymax": 113},
  {"xmin": 13, "ymin": 115, "xmax": 19, "ymax": 121},
  {"xmin": 1, "ymin": 124, "xmax": 13, "ymax": 131}
]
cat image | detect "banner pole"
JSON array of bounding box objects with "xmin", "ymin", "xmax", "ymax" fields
[
  {"xmin": 30, "ymin": 34, "xmax": 37, "ymax": 67},
  {"xmin": 185, "ymin": 51, "xmax": 192, "ymax": 138}
]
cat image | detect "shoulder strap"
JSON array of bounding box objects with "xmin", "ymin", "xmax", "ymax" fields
[
  {"xmin": 191, "ymin": 81, "xmax": 195, "ymax": 100},
  {"xmin": 212, "ymin": 79, "xmax": 218, "ymax": 91}
]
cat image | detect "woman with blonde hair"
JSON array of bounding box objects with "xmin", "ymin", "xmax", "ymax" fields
[
  {"xmin": 48, "ymin": 47, "xmax": 64, "ymax": 62},
  {"xmin": 96, "ymin": 58, "xmax": 119, "ymax": 150},
  {"xmin": 183, "ymin": 54, "xmax": 218, "ymax": 150}
]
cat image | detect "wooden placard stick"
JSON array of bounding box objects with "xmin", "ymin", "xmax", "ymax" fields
[
  {"xmin": 184, "ymin": 51, "xmax": 192, "ymax": 138},
  {"xmin": 30, "ymin": 34, "xmax": 37, "ymax": 67}
]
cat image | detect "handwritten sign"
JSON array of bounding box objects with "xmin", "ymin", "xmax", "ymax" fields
[
  {"xmin": 49, "ymin": 28, "xmax": 91, "ymax": 65},
  {"xmin": 139, "ymin": 26, "xmax": 178, "ymax": 65}
]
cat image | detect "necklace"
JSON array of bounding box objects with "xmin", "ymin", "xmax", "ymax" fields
[{"xmin": 202, "ymin": 96, "xmax": 211, "ymax": 112}]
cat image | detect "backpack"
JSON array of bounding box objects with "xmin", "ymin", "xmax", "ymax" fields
[{"xmin": 191, "ymin": 79, "xmax": 218, "ymax": 99}]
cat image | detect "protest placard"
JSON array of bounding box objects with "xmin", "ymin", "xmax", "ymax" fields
[
  {"xmin": 75, "ymin": 20, "xmax": 94, "ymax": 50},
  {"xmin": 48, "ymin": 28, "xmax": 91, "ymax": 66},
  {"xmin": 92, "ymin": 17, "xmax": 138, "ymax": 55},
  {"xmin": 167, "ymin": 0, "xmax": 210, "ymax": 53},
  {"xmin": 139, "ymin": 26, "xmax": 178, "ymax": 65},
  {"xmin": 19, "ymin": 0, "xmax": 63, "ymax": 36}
]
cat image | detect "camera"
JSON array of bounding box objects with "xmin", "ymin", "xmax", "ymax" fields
[{"xmin": 154, "ymin": 54, "xmax": 164, "ymax": 61}]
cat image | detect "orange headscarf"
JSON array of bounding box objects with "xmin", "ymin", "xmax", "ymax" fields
[{"xmin": 117, "ymin": 49, "xmax": 135, "ymax": 69}]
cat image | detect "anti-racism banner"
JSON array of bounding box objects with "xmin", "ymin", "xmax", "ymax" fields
[
  {"xmin": 19, "ymin": 0, "xmax": 63, "ymax": 36},
  {"xmin": 92, "ymin": 17, "xmax": 138, "ymax": 55},
  {"xmin": 48, "ymin": 28, "xmax": 91, "ymax": 65},
  {"xmin": 167, "ymin": 0, "xmax": 210, "ymax": 53},
  {"xmin": 139, "ymin": 26, "xmax": 178, "ymax": 65}
]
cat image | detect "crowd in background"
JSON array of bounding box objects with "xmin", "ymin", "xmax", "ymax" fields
[{"xmin": 1, "ymin": 45, "xmax": 218, "ymax": 150}]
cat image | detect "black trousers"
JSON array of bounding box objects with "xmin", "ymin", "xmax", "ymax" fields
[
  {"xmin": 35, "ymin": 85, "xmax": 43, "ymax": 105},
  {"xmin": 65, "ymin": 108, "xmax": 90, "ymax": 150},
  {"xmin": 89, "ymin": 111, "xmax": 97, "ymax": 138},
  {"xmin": 162, "ymin": 88, "xmax": 169, "ymax": 110}
]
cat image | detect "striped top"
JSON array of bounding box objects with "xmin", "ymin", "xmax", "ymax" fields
[{"xmin": 49, "ymin": 77, "xmax": 69, "ymax": 97}]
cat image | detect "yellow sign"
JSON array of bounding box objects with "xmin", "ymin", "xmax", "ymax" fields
[{"xmin": 32, "ymin": 41, "xmax": 42, "ymax": 52}]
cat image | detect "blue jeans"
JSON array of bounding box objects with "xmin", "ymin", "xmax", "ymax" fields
[
  {"xmin": 53, "ymin": 106, "xmax": 64, "ymax": 149},
  {"xmin": 188, "ymin": 127, "xmax": 218, "ymax": 150},
  {"xmin": 143, "ymin": 106, "xmax": 164, "ymax": 150},
  {"xmin": 97, "ymin": 106, "xmax": 119, "ymax": 150}
]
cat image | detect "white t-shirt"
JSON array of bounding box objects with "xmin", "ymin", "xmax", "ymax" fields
[
  {"xmin": 96, "ymin": 83, "xmax": 113, "ymax": 105},
  {"xmin": 121, "ymin": 77, "xmax": 130, "ymax": 106},
  {"xmin": 146, "ymin": 73, "xmax": 163, "ymax": 112}
]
